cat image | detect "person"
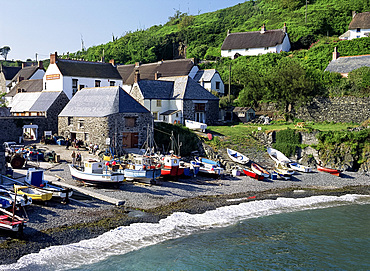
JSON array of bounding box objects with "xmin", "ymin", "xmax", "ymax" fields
[
  {"xmin": 71, "ymin": 151, "xmax": 76, "ymax": 165},
  {"xmin": 65, "ymin": 138, "xmax": 71, "ymax": 150},
  {"xmin": 93, "ymin": 143, "xmax": 99, "ymax": 155},
  {"xmin": 76, "ymin": 152, "xmax": 82, "ymax": 167},
  {"xmin": 89, "ymin": 142, "xmax": 93, "ymax": 153}
]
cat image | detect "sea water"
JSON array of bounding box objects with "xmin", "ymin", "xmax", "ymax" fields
[{"xmin": 1, "ymin": 195, "xmax": 369, "ymax": 271}]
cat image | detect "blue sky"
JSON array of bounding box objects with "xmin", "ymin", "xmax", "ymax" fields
[{"xmin": 0, "ymin": 0, "xmax": 244, "ymax": 61}]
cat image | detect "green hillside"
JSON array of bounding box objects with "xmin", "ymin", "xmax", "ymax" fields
[{"xmin": 66, "ymin": 0, "xmax": 369, "ymax": 63}]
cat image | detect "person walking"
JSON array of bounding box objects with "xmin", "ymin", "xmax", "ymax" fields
[
  {"xmin": 76, "ymin": 152, "xmax": 82, "ymax": 167},
  {"xmin": 66, "ymin": 138, "xmax": 71, "ymax": 150},
  {"xmin": 71, "ymin": 151, "xmax": 76, "ymax": 165}
]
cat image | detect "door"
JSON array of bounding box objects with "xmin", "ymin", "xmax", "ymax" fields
[
  {"xmin": 122, "ymin": 133, "xmax": 139, "ymax": 148},
  {"xmin": 195, "ymin": 112, "xmax": 205, "ymax": 123}
]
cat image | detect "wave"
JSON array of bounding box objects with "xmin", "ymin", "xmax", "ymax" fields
[{"xmin": 1, "ymin": 194, "xmax": 369, "ymax": 271}]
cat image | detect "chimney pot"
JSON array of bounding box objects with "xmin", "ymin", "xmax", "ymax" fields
[
  {"xmin": 22, "ymin": 63, "xmax": 27, "ymax": 68},
  {"xmin": 352, "ymin": 11, "xmax": 356, "ymax": 18},
  {"xmin": 332, "ymin": 47, "xmax": 339, "ymax": 61},
  {"xmin": 50, "ymin": 52, "xmax": 58, "ymax": 64},
  {"xmin": 109, "ymin": 59, "xmax": 115, "ymax": 66},
  {"xmin": 38, "ymin": 61, "xmax": 44, "ymax": 70},
  {"xmin": 283, "ymin": 23, "xmax": 287, "ymax": 33},
  {"xmin": 135, "ymin": 62, "xmax": 141, "ymax": 68},
  {"xmin": 261, "ymin": 24, "xmax": 266, "ymax": 34}
]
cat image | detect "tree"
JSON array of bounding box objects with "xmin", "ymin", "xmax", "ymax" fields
[{"xmin": 0, "ymin": 46, "xmax": 11, "ymax": 60}]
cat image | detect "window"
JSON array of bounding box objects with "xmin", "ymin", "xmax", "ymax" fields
[
  {"xmin": 264, "ymin": 47, "xmax": 269, "ymax": 50},
  {"xmin": 156, "ymin": 100, "xmax": 162, "ymax": 107},
  {"xmin": 78, "ymin": 120, "xmax": 84, "ymax": 129},
  {"xmin": 68, "ymin": 117, "xmax": 73, "ymax": 126},
  {"xmin": 44, "ymin": 82, "xmax": 47, "ymax": 90},
  {"xmin": 95, "ymin": 80, "xmax": 101, "ymax": 87},
  {"xmin": 228, "ymin": 49, "xmax": 231, "ymax": 53},
  {"xmin": 195, "ymin": 103, "xmax": 205, "ymax": 111},
  {"xmin": 84, "ymin": 133, "xmax": 89, "ymax": 141},
  {"xmin": 72, "ymin": 79, "xmax": 78, "ymax": 95},
  {"xmin": 215, "ymin": 82, "xmax": 220, "ymax": 90},
  {"xmin": 245, "ymin": 48, "xmax": 249, "ymax": 51},
  {"xmin": 125, "ymin": 117, "xmax": 136, "ymax": 127},
  {"xmin": 152, "ymin": 112, "xmax": 158, "ymax": 120},
  {"xmin": 110, "ymin": 81, "xmax": 115, "ymax": 86},
  {"xmin": 357, "ymin": 28, "xmax": 361, "ymax": 33}
]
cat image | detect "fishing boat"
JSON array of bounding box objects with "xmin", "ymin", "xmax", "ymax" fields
[
  {"xmin": 121, "ymin": 155, "xmax": 162, "ymax": 184},
  {"xmin": 317, "ymin": 165, "xmax": 341, "ymax": 176},
  {"xmin": 0, "ymin": 188, "xmax": 32, "ymax": 209},
  {"xmin": 185, "ymin": 119, "xmax": 207, "ymax": 132},
  {"xmin": 181, "ymin": 161, "xmax": 200, "ymax": 178},
  {"xmin": 251, "ymin": 163, "xmax": 270, "ymax": 178},
  {"xmin": 242, "ymin": 168, "xmax": 264, "ymax": 180},
  {"xmin": 14, "ymin": 185, "xmax": 53, "ymax": 202},
  {"xmin": 160, "ymin": 153, "xmax": 186, "ymax": 178},
  {"xmin": 25, "ymin": 168, "xmax": 73, "ymax": 203},
  {"xmin": 273, "ymin": 163, "xmax": 295, "ymax": 180},
  {"xmin": 0, "ymin": 207, "xmax": 26, "ymax": 233},
  {"xmin": 267, "ymin": 147, "xmax": 291, "ymax": 164},
  {"xmin": 192, "ymin": 157, "xmax": 224, "ymax": 177},
  {"xmin": 69, "ymin": 160, "xmax": 125, "ymax": 186},
  {"xmin": 289, "ymin": 162, "xmax": 312, "ymax": 173},
  {"xmin": 227, "ymin": 148, "xmax": 249, "ymax": 165}
]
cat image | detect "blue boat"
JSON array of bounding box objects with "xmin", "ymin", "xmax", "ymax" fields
[{"xmin": 121, "ymin": 155, "xmax": 162, "ymax": 184}]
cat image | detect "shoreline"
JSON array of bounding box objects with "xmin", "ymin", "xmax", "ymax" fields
[{"xmin": 0, "ymin": 182, "xmax": 369, "ymax": 265}]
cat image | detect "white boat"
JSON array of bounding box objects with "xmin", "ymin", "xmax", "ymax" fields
[
  {"xmin": 192, "ymin": 157, "xmax": 224, "ymax": 176},
  {"xmin": 226, "ymin": 148, "xmax": 249, "ymax": 165},
  {"xmin": 0, "ymin": 188, "xmax": 32, "ymax": 208},
  {"xmin": 289, "ymin": 162, "xmax": 312, "ymax": 173},
  {"xmin": 14, "ymin": 185, "xmax": 53, "ymax": 202},
  {"xmin": 25, "ymin": 168, "xmax": 73, "ymax": 202},
  {"xmin": 69, "ymin": 160, "xmax": 125, "ymax": 186},
  {"xmin": 185, "ymin": 120, "xmax": 207, "ymax": 132},
  {"xmin": 273, "ymin": 163, "xmax": 295, "ymax": 180},
  {"xmin": 251, "ymin": 163, "xmax": 270, "ymax": 178},
  {"xmin": 121, "ymin": 155, "xmax": 161, "ymax": 184},
  {"xmin": 267, "ymin": 147, "xmax": 291, "ymax": 164},
  {"xmin": 0, "ymin": 207, "xmax": 27, "ymax": 233}
]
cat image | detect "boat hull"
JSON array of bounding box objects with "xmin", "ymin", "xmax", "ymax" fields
[
  {"xmin": 267, "ymin": 147, "xmax": 291, "ymax": 164},
  {"xmin": 124, "ymin": 168, "xmax": 161, "ymax": 182},
  {"xmin": 317, "ymin": 165, "xmax": 340, "ymax": 176},
  {"xmin": 243, "ymin": 168, "xmax": 264, "ymax": 180},
  {"xmin": 69, "ymin": 164, "xmax": 124, "ymax": 185},
  {"xmin": 14, "ymin": 185, "xmax": 53, "ymax": 201},
  {"xmin": 227, "ymin": 148, "xmax": 249, "ymax": 165},
  {"xmin": 251, "ymin": 163, "xmax": 270, "ymax": 178},
  {"xmin": 289, "ymin": 163, "xmax": 312, "ymax": 173}
]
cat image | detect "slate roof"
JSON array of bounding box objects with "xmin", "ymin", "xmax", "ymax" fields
[
  {"xmin": 9, "ymin": 92, "xmax": 42, "ymax": 113},
  {"xmin": 137, "ymin": 80, "xmax": 174, "ymax": 100},
  {"xmin": 0, "ymin": 107, "xmax": 11, "ymax": 117},
  {"xmin": 56, "ymin": 59, "xmax": 122, "ymax": 79},
  {"xmin": 349, "ymin": 12, "xmax": 370, "ymax": 29},
  {"xmin": 0, "ymin": 66, "xmax": 21, "ymax": 80},
  {"xmin": 325, "ymin": 55, "xmax": 370, "ymax": 73},
  {"xmin": 117, "ymin": 59, "xmax": 195, "ymax": 85},
  {"xmin": 221, "ymin": 29, "xmax": 287, "ymax": 50},
  {"xmin": 29, "ymin": 91, "xmax": 65, "ymax": 112},
  {"xmin": 159, "ymin": 76, "xmax": 219, "ymax": 100},
  {"xmin": 5, "ymin": 79, "xmax": 43, "ymax": 97},
  {"xmin": 193, "ymin": 69, "xmax": 217, "ymax": 82},
  {"xmin": 10, "ymin": 66, "xmax": 41, "ymax": 86},
  {"xmin": 59, "ymin": 86, "xmax": 149, "ymax": 117}
]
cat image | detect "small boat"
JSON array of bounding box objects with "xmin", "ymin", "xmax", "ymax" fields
[
  {"xmin": 160, "ymin": 153, "xmax": 185, "ymax": 178},
  {"xmin": 267, "ymin": 147, "xmax": 291, "ymax": 164},
  {"xmin": 25, "ymin": 168, "xmax": 73, "ymax": 203},
  {"xmin": 0, "ymin": 188, "xmax": 32, "ymax": 209},
  {"xmin": 273, "ymin": 163, "xmax": 294, "ymax": 180},
  {"xmin": 181, "ymin": 161, "xmax": 200, "ymax": 178},
  {"xmin": 192, "ymin": 157, "xmax": 224, "ymax": 177},
  {"xmin": 0, "ymin": 207, "xmax": 27, "ymax": 233},
  {"xmin": 251, "ymin": 163, "xmax": 270, "ymax": 178},
  {"xmin": 289, "ymin": 162, "xmax": 312, "ymax": 173},
  {"xmin": 227, "ymin": 148, "xmax": 249, "ymax": 165},
  {"xmin": 14, "ymin": 185, "xmax": 53, "ymax": 202},
  {"xmin": 242, "ymin": 168, "xmax": 264, "ymax": 180},
  {"xmin": 69, "ymin": 160, "xmax": 125, "ymax": 186},
  {"xmin": 121, "ymin": 155, "xmax": 162, "ymax": 184},
  {"xmin": 317, "ymin": 165, "xmax": 341, "ymax": 176},
  {"xmin": 185, "ymin": 119, "xmax": 207, "ymax": 132}
]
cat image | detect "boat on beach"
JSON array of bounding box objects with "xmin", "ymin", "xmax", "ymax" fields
[
  {"xmin": 0, "ymin": 187, "xmax": 32, "ymax": 209},
  {"xmin": 242, "ymin": 167, "xmax": 264, "ymax": 180},
  {"xmin": 185, "ymin": 119, "xmax": 207, "ymax": 132},
  {"xmin": 289, "ymin": 162, "xmax": 312, "ymax": 173},
  {"xmin": 0, "ymin": 207, "xmax": 27, "ymax": 233},
  {"xmin": 267, "ymin": 147, "xmax": 291, "ymax": 164},
  {"xmin": 273, "ymin": 163, "xmax": 294, "ymax": 180},
  {"xmin": 317, "ymin": 165, "xmax": 341, "ymax": 176},
  {"xmin": 69, "ymin": 160, "xmax": 125, "ymax": 186},
  {"xmin": 120, "ymin": 155, "xmax": 162, "ymax": 184},
  {"xmin": 14, "ymin": 185, "xmax": 53, "ymax": 202},
  {"xmin": 181, "ymin": 161, "xmax": 200, "ymax": 177},
  {"xmin": 192, "ymin": 157, "xmax": 224, "ymax": 177},
  {"xmin": 251, "ymin": 163, "xmax": 270, "ymax": 178},
  {"xmin": 227, "ymin": 148, "xmax": 249, "ymax": 165},
  {"xmin": 160, "ymin": 153, "xmax": 185, "ymax": 178}
]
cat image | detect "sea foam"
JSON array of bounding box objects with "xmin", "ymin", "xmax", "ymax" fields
[{"xmin": 1, "ymin": 194, "xmax": 369, "ymax": 271}]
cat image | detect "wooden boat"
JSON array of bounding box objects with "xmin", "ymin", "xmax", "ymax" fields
[
  {"xmin": 25, "ymin": 168, "xmax": 73, "ymax": 203},
  {"xmin": 185, "ymin": 119, "xmax": 207, "ymax": 132},
  {"xmin": 0, "ymin": 188, "xmax": 32, "ymax": 208},
  {"xmin": 0, "ymin": 207, "xmax": 26, "ymax": 233},
  {"xmin": 121, "ymin": 155, "xmax": 162, "ymax": 184},
  {"xmin": 251, "ymin": 163, "xmax": 270, "ymax": 178},
  {"xmin": 69, "ymin": 160, "xmax": 125, "ymax": 185},
  {"xmin": 192, "ymin": 158, "xmax": 224, "ymax": 176},
  {"xmin": 273, "ymin": 163, "xmax": 294, "ymax": 180},
  {"xmin": 317, "ymin": 165, "xmax": 341, "ymax": 176},
  {"xmin": 227, "ymin": 148, "xmax": 249, "ymax": 165},
  {"xmin": 267, "ymin": 147, "xmax": 291, "ymax": 164},
  {"xmin": 14, "ymin": 185, "xmax": 53, "ymax": 202},
  {"xmin": 289, "ymin": 162, "xmax": 312, "ymax": 173},
  {"xmin": 242, "ymin": 168, "xmax": 264, "ymax": 180}
]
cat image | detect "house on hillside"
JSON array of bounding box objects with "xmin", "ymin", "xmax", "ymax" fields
[
  {"xmin": 0, "ymin": 65, "xmax": 21, "ymax": 94},
  {"xmin": 233, "ymin": 107, "xmax": 255, "ymax": 123},
  {"xmin": 44, "ymin": 52, "xmax": 123, "ymax": 99},
  {"xmin": 4, "ymin": 79, "xmax": 43, "ymax": 104},
  {"xmin": 7, "ymin": 62, "xmax": 45, "ymax": 92},
  {"xmin": 193, "ymin": 69, "xmax": 225, "ymax": 95},
  {"xmin": 340, "ymin": 12, "xmax": 370, "ymax": 40},
  {"xmin": 325, "ymin": 48, "xmax": 370, "ymax": 77},
  {"xmin": 58, "ymin": 86, "xmax": 153, "ymax": 150},
  {"xmin": 221, "ymin": 24, "xmax": 291, "ymax": 59},
  {"xmin": 129, "ymin": 73, "xmax": 219, "ymax": 125}
]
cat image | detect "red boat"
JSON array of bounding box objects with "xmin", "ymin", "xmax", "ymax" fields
[
  {"xmin": 160, "ymin": 154, "xmax": 185, "ymax": 177},
  {"xmin": 0, "ymin": 207, "xmax": 26, "ymax": 233},
  {"xmin": 251, "ymin": 163, "xmax": 270, "ymax": 178},
  {"xmin": 317, "ymin": 165, "xmax": 341, "ymax": 176},
  {"xmin": 243, "ymin": 168, "xmax": 264, "ymax": 180}
]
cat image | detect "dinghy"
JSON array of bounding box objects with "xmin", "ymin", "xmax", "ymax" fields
[
  {"xmin": 242, "ymin": 168, "xmax": 264, "ymax": 180},
  {"xmin": 227, "ymin": 148, "xmax": 249, "ymax": 165},
  {"xmin": 0, "ymin": 207, "xmax": 26, "ymax": 233},
  {"xmin": 267, "ymin": 147, "xmax": 291, "ymax": 164},
  {"xmin": 289, "ymin": 162, "xmax": 312, "ymax": 173},
  {"xmin": 185, "ymin": 120, "xmax": 207, "ymax": 132},
  {"xmin": 317, "ymin": 165, "xmax": 341, "ymax": 176},
  {"xmin": 273, "ymin": 163, "xmax": 294, "ymax": 180},
  {"xmin": 192, "ymin": 157, "xmax": 224, "ymax": 177},
  {"xmin": 14, "ymin": 185, "xmax": 53, "ymax": 202},
  {"xmin": 251, "ymin": 163, "xmax": 270, "ymax": 178}
]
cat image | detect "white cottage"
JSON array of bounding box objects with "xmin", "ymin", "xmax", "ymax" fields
[
  {"xmin": 348, "ymin": 12, "xmax": 370, "ymax": 40},
  {"xmin": 221, "ymin": 24, "xmax": 291, "ymax": 59},
  {"xmin": 193, "ymin": 69, "xmax": 225, "ymax": 95},
  {"xmin": 43, "ymin": 52, "xmax": 123, "ymax": 99}
]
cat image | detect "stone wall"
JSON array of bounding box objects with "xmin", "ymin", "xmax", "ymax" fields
[
  {"xmin": 45, "ymin": 92, "xmax": 69, "ymax": 133},
  {"xmin": 0, "ymin": 143, "xmax": 5, "ymax": 175},
  {"xmin": 183, "ymin": 100, "xmax": 219, "ymax": 125}
]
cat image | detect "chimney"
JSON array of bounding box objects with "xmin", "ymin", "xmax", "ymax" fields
[
  {"xmin": 352, "ymin": 10, "xmax": 357, "ymax": 18},
  {"xmin": 17, "ymin": 88, "xmax": 21, "ymax": 93},
  {"xmin": 227, "ymin": 29, "xmax": 230, "ymax": 36},
  {"xmin": 135, "ymin": 62, "xmax": 141, "ymax": 68},
  {"xmin": 22, "ymin": 62, "xmax": 27, "ymax": 68},
  {"xmin": 38, "ymin": 61, "xmax": 44, "ymax": 70},
  {"xmin": 155, "ymin": 71, "xmax": 161, "ymax": 80},
  {"xmin": 109, "ymin": 59, "xmax": 115, "ymax": 66},
  {"xmin": 283, "ymin": 23, "xmax": 287, "ymax": 34},
  {"xmin": 18, "ymin": 76, "xmax": 24, "ymax": 83},
  {"xmin": 134, "ymin": 70, "xmax": 140, "ymax": 83},
  {"xmin": 50, "ymin": 52, "xmax": 58, "ymax": 64},
  {"xmin": 260, "ymin": 24, "xmax": 266, "ymax": 34},
  {"xmin": 332, "ymin": 47, "xmax": 339, "ymax": 61}
]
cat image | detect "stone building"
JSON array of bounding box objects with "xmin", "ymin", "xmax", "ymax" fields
[{"xmin": 58, "ymin": 86, "xmax": 153, "ymax": 152}]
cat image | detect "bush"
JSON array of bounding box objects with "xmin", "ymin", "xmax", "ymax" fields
[{"xmin": 273, "ymin": 128, "xmax": 301, "ymax": 156}]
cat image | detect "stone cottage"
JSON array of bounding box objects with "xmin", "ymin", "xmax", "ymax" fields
[{"xmin": 58, "ymin": 86, "xmax": 153, "ymax": 152}]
